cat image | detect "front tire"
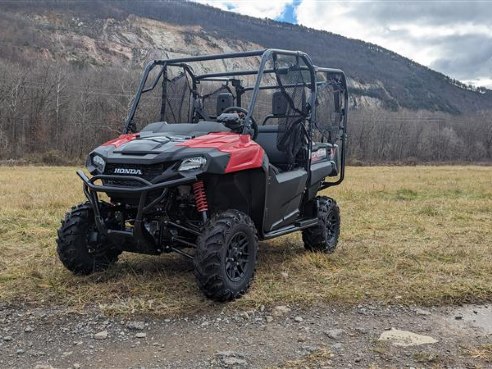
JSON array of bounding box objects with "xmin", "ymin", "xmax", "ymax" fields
[
  {"xmin": 56, "ymin": 203, "xmax": 121, "ymax": 275},
  {"xmin": 194, "ymin": 210, "xmax": 258, "ymax": 302},
  {"xmin": 302, "ymin": 196, "xmax": 340, "ymax": 253}
]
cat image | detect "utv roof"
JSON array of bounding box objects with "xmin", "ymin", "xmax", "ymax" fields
[{"xmin": 148, "ymin": 49, "xmax": 345, "ymax": 77}]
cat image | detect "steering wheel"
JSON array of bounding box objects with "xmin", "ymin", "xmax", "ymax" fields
[{"xmin": 222, "ymin": 106, "xmax": 258, "ymax": 140}]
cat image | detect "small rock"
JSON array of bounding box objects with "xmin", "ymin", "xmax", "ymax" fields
[
  {"xmin": 26, "ymin": 349, "xmax": 46, "ymax": 357},
  {"xmin": 223, "ymin": 357, "xmax": 247, "ymax": 366},
  {"xmin": 164, "ymin": 319, "xmax": 171, "ymax": 323},
  {"xmin": 294, "ymin": 316, "xmax": 303, "ymax": 322},
  {"xmin": 201, "ymin": 321, "xmax": 210, "ymax": 327},
  {"xmin": 217, "ymin": 350, "xmax": 244, "ymax": 357},
  {"xmin": 415, "ymin": 308, "xmax": 431, "ymax": 316},
  {"xmin": 24, "ymin": 326, "xmax": 34, "ymax": 333},
  {"xmin": 126, "ymin": 321, "xmax": 145, "ymax": 330},
  {"xmin": 73, "ymin": 364, "xmax": 81, "ymax": 369},
  {"xmin": 265, "ymin": 316, "xmax": 273, "ymax": 323},
  {"xmin": 272, "ymin": 305, "xmax": 291, "ymax": 316},
  {"xmin": 281, "ymin": 271, "xmax": 289, "ymax": 279},
  {"xmin": 301, "ymin": 345, "xmax": 317, "ymax": 353},
  {"xmin": 378, "ymin": 328, "xmax": 438, "ymax": 347},
  {"xmin": 34, "ymin": 365, "xmax": 55, "ymax": 369},
  {"xmin": 94, "ymin": 330, "xmax": 108, "ymax": 340},
  {"xmin": 297, "ymin": 334, "xmax": 306, "ymax": 342},
  {"xmin": 324, "ymin": 329, "xmax": 344, "ymax": 340},
  {"xmin": 135, "ymin": 332, "xmax": 147, "ymax": 338},
  {"xmin": 240, "ymin": 312, "xmax": 249, "ymax": 320},
  {"xmin": 216, "ymin": 351, "xmax": 247, "ymax": 368},
  {"xmin": 3, "ymin": 336, "xmax": 12, "ymax": 342},
  {"xmin": 455, "ymin": 315, "xmax": 463, "ymax": 320},
  {"xmin": 332, "ymin": 342, "xmax": 343, "ymax": 350},
  {"xmin": 16, "ymin": 349, "xmax": 24, "ymax": 355},
  {"xmin": 355, "ymin": 327, "xmax": 368, "ymax": 334}
]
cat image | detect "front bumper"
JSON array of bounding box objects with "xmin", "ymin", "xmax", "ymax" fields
[{"xmin": 77, "ymin": 170, "xmax": 197, "ymax": 252}]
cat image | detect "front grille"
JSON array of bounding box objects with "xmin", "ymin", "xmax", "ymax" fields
[{"xmin": 103, "ymin": 162, "xmax": 174, "ymax": 187}]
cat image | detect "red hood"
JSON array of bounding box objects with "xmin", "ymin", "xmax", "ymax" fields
[{"xmin": 178, "ymin": 133, "xmax": 264, "ymax": 173}]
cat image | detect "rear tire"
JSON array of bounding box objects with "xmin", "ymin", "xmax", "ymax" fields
[
  {"xmin": 302, "ymin": 196, "xmax": 340, "ymax": 253},
  {"xmin": 56, "ymin": 203, "xmax": 121, "ymax": 275},
  {"xmin": 194, "ymin": 209, "xmax": 258, "ymax": 302}
]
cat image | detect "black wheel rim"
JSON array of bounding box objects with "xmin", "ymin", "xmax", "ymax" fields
[
  {"xmin": 326, "ymin": 211, "xmax": 339, "ymax": 242},
  {"xmin": 225, "ymin": 232, "xmax": 249, "ymax": 282}
]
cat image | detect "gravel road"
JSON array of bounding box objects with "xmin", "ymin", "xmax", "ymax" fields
[{"xmin": 1, "ymin": 303, "xmax": 491, "ymax": 368}]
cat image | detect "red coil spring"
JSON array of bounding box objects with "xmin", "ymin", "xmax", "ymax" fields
[{"xmin": 192, "ymin": 180, "xmax": 208, "ymax": 213}]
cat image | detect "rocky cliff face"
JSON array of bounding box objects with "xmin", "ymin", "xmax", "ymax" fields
[
  {"xmin": 16, "ymin": 13, "xmax": 257, "ymax": 66},
  {"xmin": 0, "ymin": 9, "xmax": 400, "ymax": 111}
]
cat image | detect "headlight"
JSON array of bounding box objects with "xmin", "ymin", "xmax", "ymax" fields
[
  {"xmin": 178, "ymin": 156, "xmax": 207, "ymax": 171},
  {"xmin": 92, "ymin": 155, "xmax": 106, "ymax": 173}
]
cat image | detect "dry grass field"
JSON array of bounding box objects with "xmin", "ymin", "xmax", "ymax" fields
[{"xmin": 0, "ymin": 166, "xmax": 491, "ymax": 315}]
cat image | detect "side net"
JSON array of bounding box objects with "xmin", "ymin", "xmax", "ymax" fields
[
  {"xmin": 273, "ymin": 56, "xmax": 311, "ymax": 164},
  {"xmin": 314, "ymin": 72, "xmax": 346, "ymax": 144}
]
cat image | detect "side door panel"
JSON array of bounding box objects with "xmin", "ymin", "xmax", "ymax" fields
[{"xmin": 263, "ymin": 167, "xmax": 308, "ymax": 231}]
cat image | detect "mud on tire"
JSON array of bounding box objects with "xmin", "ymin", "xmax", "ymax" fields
[
  {"xmin": 193, "ymin": 209, "xmax": 258, "ymax": 302},
  {"xmin": 302, "ymin": 196, "xmax": 340, "ymax": 253},
  {"xmin": 56, "ymin": 202, "xmax": 121, "ymax": 275}
]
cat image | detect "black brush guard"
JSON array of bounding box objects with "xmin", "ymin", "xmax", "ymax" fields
[{"xmin": 77, "ymin": 170, "xmax": 198, "ymax": 255}]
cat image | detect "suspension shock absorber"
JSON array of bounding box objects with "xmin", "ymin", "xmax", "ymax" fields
[{"xmin": 192, "ymin": 180, "xmax": 209, "ymax": 222}]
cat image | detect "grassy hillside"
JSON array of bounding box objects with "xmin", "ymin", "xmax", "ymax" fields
[{"xmin": 1, "ymin": 166, "xmax": 491, "ymax": 314}]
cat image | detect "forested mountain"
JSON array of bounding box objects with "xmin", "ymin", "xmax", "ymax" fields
[
  {"xmin": 0, "ymin": 0, "xmax": 490, "ymax": 163},
  {"xmin": 2, "ymin": 0, "xmax": 491, "ymax": 113}
]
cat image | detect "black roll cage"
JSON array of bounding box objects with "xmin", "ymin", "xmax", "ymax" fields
[{"xmin": 123, "ymin": 49, "xmax": 348, "ymax": 187}]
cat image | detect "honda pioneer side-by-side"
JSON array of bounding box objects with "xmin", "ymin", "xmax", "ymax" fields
[{"xmin": 57, "ymin": 49, "xmax": 348, "ymax": 301}]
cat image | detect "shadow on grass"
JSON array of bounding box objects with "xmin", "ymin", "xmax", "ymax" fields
[
  {"xmin": 80, "ymin": 238, "xmax": 304, "ymax": 284},
  {"xmin": 82, "ymin": 253, "xmax": 195, "ymax": 284}
]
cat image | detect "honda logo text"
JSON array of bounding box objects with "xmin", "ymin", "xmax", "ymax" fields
[{"xmin": 113, "ymin": 168, "xmax": 143, "ymax": 175}]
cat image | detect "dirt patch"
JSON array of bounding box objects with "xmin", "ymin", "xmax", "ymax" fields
[{"xmin": 1, "ymin": 303, "xmax": 491, "ymax": 368}]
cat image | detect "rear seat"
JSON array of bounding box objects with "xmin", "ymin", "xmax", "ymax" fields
[{"xmin": 255, "ymin": 125, "xmax": 290, "ymax": 170}]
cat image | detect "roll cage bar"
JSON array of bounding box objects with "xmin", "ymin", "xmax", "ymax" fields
[
  {"xmin": 123, "ymin": 49, "xmax": 348, "ymax": 186},
  {"xmin": 316, "ymin": 67, "xmax": 348, "ymax": 188}
]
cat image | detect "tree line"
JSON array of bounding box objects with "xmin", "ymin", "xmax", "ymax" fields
[{"xmin": 0, "ymin": 60, "xmax": 490, "ymax": 164}]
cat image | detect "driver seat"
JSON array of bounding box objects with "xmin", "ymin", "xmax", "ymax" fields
[{"xmin": 216, "ymin": 93, "xmax": 234, "ymax": 116}]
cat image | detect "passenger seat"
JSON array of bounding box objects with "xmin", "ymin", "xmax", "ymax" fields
[{"xmin": 255, "ymin": 125, "xmax": 290, "ymax": 171}]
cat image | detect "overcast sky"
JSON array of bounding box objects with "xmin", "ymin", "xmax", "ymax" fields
[{"xmin": 193, "ymin": 0, "xmax": 492, "ymax": 88}]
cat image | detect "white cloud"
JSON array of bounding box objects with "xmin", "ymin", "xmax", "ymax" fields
[
  {"xmin": 192, "ymin": 0, "xmax": 294, "ymax": 19},
  {"xmin": 191, "ymin": 0, "xmax": 492, "ymax": 88},
  {"xmin": 295, "ymin": 0, "xmax": 492, "ymax": 88},
  {"xmin": 463, "ymin": 78, "xmax": 492, "ymax": 89}
]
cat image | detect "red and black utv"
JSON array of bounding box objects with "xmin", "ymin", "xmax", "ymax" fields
[{"xmin": 57, "ymin": 49, "xmax": 348, "ymax": 301}]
